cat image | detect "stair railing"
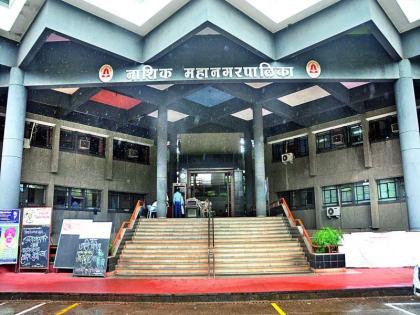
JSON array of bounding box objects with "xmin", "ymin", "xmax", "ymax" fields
[
  {"xmin": 207, "ymin": 209, "xmax": 215, "ymax": 278},
  {"xmin": 269, "ymin": 198, "xmax": 314, "ymax": 254},
  {"xmin": 111, "ymin": 200, "xmax": 143, "ymax": 257}
]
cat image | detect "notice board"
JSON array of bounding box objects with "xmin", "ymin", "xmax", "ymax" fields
[
  {"xmin": 19, "ymin": 208, "xmax": 52, "ymax": 270},
  {"xmin": 0, "ymin": 209, "xmax": 20, "ymax": 265},
  {"xmin": 54, "ymin": 219, "xmax": 92, "ymax": 269},
  {"xmin": 73, "ymin": 222, "xmax": 112, "ymax": 277}
]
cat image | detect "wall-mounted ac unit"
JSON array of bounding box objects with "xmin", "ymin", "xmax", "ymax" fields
[
  {"xmin": 23, "ymin": 138, "xmax": 31, "ymax": 149},
  {"xmin": 391, "ymin": 123, "xmax": 399, "ymax": 134},
  {"xmin": 326, "ymin": 206, "xmax": 341, "ymax": 218},
  {"xmin": 281, "ymin": 153, "xmax": 294, "ymax": 164},
  {"xmin": 127, "ymin": 148, "xmax": 139, "ymax": 158},
  {"xmin": 332, "ymin": 134, "xmax": 344, "ymax": 145},
  {"xmin": 79, "ymin": 139, "xmax": 90, "ymax": 150}
]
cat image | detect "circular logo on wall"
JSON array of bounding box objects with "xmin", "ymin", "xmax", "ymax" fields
[
  {"xmin": 306, "ymin": 60, "xmax": 321, "ymax": 78},
  {"xmin": 99, "ymin": 64, "xmax": 113, "ymax": 82}
]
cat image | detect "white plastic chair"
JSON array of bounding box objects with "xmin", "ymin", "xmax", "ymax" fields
[{"xmin": 147, "ymin": 205, "xmax": 157, "ymax": 218}]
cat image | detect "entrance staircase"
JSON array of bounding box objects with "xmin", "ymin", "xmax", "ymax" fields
[
  {"xmin": 214, "ymin": 217, "xmax": 310, "ymax": 275},
  {"xmin": 114, "ymin": 216, "xmax": 310, "ymax": 277},
  {"xmin": 114, "ymin": 218, "xmax": 208, "ymax": 277}
]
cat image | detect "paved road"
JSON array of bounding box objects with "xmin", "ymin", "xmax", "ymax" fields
[{"xmin": 0, "ymin": 296, "xmax": 419, "ymax": 314}]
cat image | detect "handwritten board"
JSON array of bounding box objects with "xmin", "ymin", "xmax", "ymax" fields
[
  {"xmin": 73, "ymin": 222, "xmax": 112, "ymax": 277},
  {"xmin": 73, "ymin": 238, "xmax": 109, "ymax": 277},
  {"xmin": 19, "ymin": 208, "xmax": 52, "ymax": 270},
  {"xmin": 19, "ymin": 226, "xmax": 49, "ymax": 269},
  {"xmin": 54, "ymin": 219, "xmax": 92, "ymax": 269},
  {"xmin": 0, "ymin": 209, "xmax": 20, "ymax": 265}
]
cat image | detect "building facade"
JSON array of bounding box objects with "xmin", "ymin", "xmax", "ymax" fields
[{"xmin": 0, "ymin": 0, "xmax": 419, "ymax": 240}]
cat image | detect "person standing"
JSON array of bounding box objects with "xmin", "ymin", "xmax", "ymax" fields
[{"xmin": 173, "ymin": 189, "xmax": 184, "ymax": 218}]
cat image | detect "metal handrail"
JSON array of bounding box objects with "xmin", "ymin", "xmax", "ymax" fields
[
  {"xmin": 269, "ymin": 198, "xmax": 314, "ymax": 254},
  {"xmin": 111, "ymin": 200, "xmax": 144, "ymax": 257},
  {"xmin": 207, "ymin": 209, "xmax": 215, "ymax": 277}
]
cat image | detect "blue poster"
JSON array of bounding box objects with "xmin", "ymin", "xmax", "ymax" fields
[{"xmin": 0, "ymin": 209, "xmax": 21, "ymax": 264}]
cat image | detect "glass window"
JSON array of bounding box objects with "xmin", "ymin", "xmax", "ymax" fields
[
  {"xmin": 54, "ymin": 186, "xmax": 68, "ymax": 208},
  {"xmin": 19, "ymin": 184, "xmax": 46, "ymax": 207},
  {"xmin": 25, "ymin": 123, "xmax": 53, "ymax": 149},
  {"xmin": 322, "ymin": 186, "xmax": 338, "ymax": 206},
  {"xmin": 108, "ymin": 191, "xmax": 144, "ymax": 212},
  {"xmin": 272, "ymin": 143, "xmax": 283, "ymax": 162},
  {"xmin": 340, "ymin": 185, "xmax": 353, "ymax": 205},
  {"xmin": 60, "ymin": 130, "xmax": 76, "ymax": 151},
  {"xmin": 113, "ymin": 140, "xmax": 150, "ymax": 165},
  {"xmin": 354, "ymin": 182, "xmax": 370, "ymax": 204},
  {"xmin": 369, "ymin": 116, "xmax": 399, "ymax": 142},
  {"xmin": 316, "ymin": 132, "xmax": 331, "ymax": 152},
  {"xmin": 272, "ymin": 136, "xmax": 308, "ymax": 162},
  {"xmin": 60, "ymin": 130, "xmax": 105, "ymax": 157},
  {"xmin": 278, "ymin": 188, "xmax": 314, "ymax": 210},
  {"xmin": 349, "ymin": 125, "xmax": 363, "ymax": 145},
  {"xmin": 54, "ymin": 186, "xmax": 101, "ymax": 211},
  {"xmin": 378, "ymin": 179, "xmax": 397, "ymax": 201}
]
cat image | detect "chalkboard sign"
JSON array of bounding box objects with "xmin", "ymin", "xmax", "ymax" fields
[
  {"xmin": 19, "ymin": 226, "xmax": 49, "ymax": 269},
  {"xmin": 73, "ymin": 238, "xmax": 109, "ymax": 277},
  {"xmin": 54, "ymin": 219, "xmax": 92, "ymax": 269}
]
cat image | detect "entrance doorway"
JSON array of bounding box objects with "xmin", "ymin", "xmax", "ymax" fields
[{"xmin": 188, "ymin": 170, "xmax": 239, "ymax": 217}]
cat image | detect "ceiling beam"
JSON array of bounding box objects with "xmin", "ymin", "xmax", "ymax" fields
[
  {"xmin": 0, "ymin": 38, "xmax": 17, "ymax": 67},
  {"xmin": 402, "ymin": 28, "xmax": 420, "ymax": 59},
  {"xmin": 28, "ymin": 89, "xmax": 71, "ymax": 108},
  {"xmin": 61, "ymin": 87, "xmax": 101, "ymax": 116},
  {"xmin": 18, "ymin": 0, "xmax": 142, "ymax": 66}
]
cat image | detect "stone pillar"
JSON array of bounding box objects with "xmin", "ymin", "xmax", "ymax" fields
[
  {"xmin": 244, "ymin": 130, "xmax": 254, "ymax": 212},
  {"xmin": 314, "ymin": 185, "xmax": 323, "ymax": 229},
  {"xmin": 0, "ymin": 68, "xmax": 27, "ymax": 208},
  {"xmin": 50, "ymin": 123, "xmax": 61, "ymax": 173},
  {"xmin": 368, "ymin": 174, "xmax": 380, "ymax": 229},
  {"xmin": 168, "ymin": 133, "xmax": 178, "ymax": 196},
  {"xmin": 362, "ymin": 116, "xmax": 373, "ymax": 168},
  {"xmin": 46, "ymin": 177, "xmax": 55, "ymax": 207},
  {"xmin": 394, "ymin": 59, "xmax": 420, "ymax": 231},
  {"xmin": 105, "ymin": 136, "xmax": 113, "ymax": 180},
  {"xmin": 97, "ymin": 182, "xmax": 109, "ymax": 221},
  {"xmin": 308, "ymin": 129, "xmax": 317, "ymax": 176},
  {"xmin": 252, "ymin": 103, "xmax": 266, "ymax": 217},
  {"xmin": 156, "ymin": 103, "xmax": 168, "ymax": 218}
]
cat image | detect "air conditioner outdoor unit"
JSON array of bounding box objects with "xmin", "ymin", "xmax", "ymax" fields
[
  {"xmin": 332, "ymin": 134, "xmax": 344, "ymax": 145},
  {"xmin": 391, "ymin": 123, "xmax": 399, "ymax": 134},
  {"xmin": 23, "ymin": 138, "xmax": 31, "ymax": 149},
  {"xmin": 127, "ymin": 148, "xmax": 139, "ymax": 158},
  {"xmin": 79, "ymin": 139, "xmax": 90, "ymax": 150},
  {"xmin": 326, "ymin": 206, "xmax": 341, "ymax": 218},
  {"xmin": 281, "ymin": 153, "xmax": 294, "ymax": 164}
]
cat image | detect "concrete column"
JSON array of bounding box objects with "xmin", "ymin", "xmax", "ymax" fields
[
  {"xmin": 362, "ymin": 116, "xmax": 373, "ymax": 168},
  {"xmin": 368, "ymin": 174, "xmax": 380, "ymax": 229},
  {"xmin": 156, "ymin": 103, "xmax": 168, "ymax": 218},
  {"xmin": 97, "ymin": 182, "xmax": 109, "ymax": 221},
  {"xmin": 50, "ymin": 123, "xmax": 61, "ymax": 173},
  {"xmin": 308, "ymin": 129, "xmax": 317, "ymax": 176},
  {"xmin": 0, "ymin": 68, "xmax": 27, "ymax": 208},
  {"xmin": 168, "ymin": 133, "xmax": 178, "ymax": 195},
  {"xmin": 105, "ymin": 136, "xmax": 113, "ymax": 180},
  {"xmin": 46, "ymin": 177, "xmax": 55, "ymax": 207},
  {"xmin": 394, "ymin": 59, "xmax": 420, "ymax": 231},
  {"xmin": 314, "ymin": 185, "xmax": 323, "ymax": 229},
  {"xmin": 244, "ymin": 130, "xmax": 254, "ymax": 212},
  {"xmin": 252, "ymin": 103, "xmax": 266, "ymax": 217}
]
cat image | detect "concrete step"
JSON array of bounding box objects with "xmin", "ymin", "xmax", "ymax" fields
[
  {"xmin": 116, "ymin": 262, "xmax": 208, "ymax": 269},
  {"xmin": 215, "ymin": 266, "xmax": 311, "ymax": 275},
  {"xmin": 215, "ymin": 261, "xmax": 309, "ymax": 268},
  {"xmin": 114, "ymin": 269, "xmax": 208, "ymax": 277}
]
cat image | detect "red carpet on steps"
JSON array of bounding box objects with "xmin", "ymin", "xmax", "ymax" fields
[{"xmin": 0, "ymin": 268, "xmax": 412, "ymax": 295}]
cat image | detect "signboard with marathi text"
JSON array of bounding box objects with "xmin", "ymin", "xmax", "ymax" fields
[
  {"xmin": 19, "ymin": 208, "xmax": 52, "ymax": 270},
  {"xmin": 73, "ymin": 222, "xmax": 112, "ymax": 277},
  {"xmin": 0, "ymin": 209, "xmax": 20, "ymax": 265}
]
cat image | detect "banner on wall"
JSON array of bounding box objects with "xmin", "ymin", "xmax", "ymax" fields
[{"xmin": 0, "ymin": 209, "xmax": 21, "ymax": 265}]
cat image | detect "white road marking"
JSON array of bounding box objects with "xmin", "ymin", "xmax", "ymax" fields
[
  {"xmin": 0, "ymin": 302, "xmax": 8, "ymax": 306},
  {"xmin": 14, "ymin": 302, "xmax": 48, "ymax": 315},
  {"xmin": 385, "ymin": 303, "xmax": 420, "ymax": 315}
]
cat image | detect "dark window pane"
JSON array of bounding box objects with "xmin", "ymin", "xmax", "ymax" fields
[
  {"xmin": 60, "ymin": 130, "xmax": 76, "ymax": 151},
  {"xmin": 86, "ymin": 189, "xmax": 101, "ymax": 209},
  {"xmin": 70, "ymin": 188, "xmax": 84, "ymax": 209},
  {"xmin": 340, "ymin": 185, "xmax": 353, "ymax": 205},
  {"xmin": 54, "ymin": 187, "xmax": 68, "ymax": 208}
]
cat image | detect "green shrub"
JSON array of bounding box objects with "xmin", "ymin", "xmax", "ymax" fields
[{"xmin": 312, "ymin": 227, "xmax": 343, "ymax": 253}]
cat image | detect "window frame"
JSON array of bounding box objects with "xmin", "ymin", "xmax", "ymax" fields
[
  {"xmin": 322, "ymin": 186, "xmax": 339, "ymax": 207},
  {"xmin": 19, "ymin": 183, "xmax": 47, "ymax": 207},
  {"xmin": 113, "ymin": 140, "xmax": 150, "ymax": 165},
  {"xmin": 59, "ymin": 130, "xmax": 106, "ymax": 158},
  {"xmin": 108, "ymin": 191, "xmax": 145, "ymax": 213},
  {"xmin": 54, "ymin": 186, "xmax": 101, "ymax": 212}
]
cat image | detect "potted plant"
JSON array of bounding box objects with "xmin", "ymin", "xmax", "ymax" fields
[{"xmin": 312, "ymin": 227, "xmax": 343, "ymax": 253}]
